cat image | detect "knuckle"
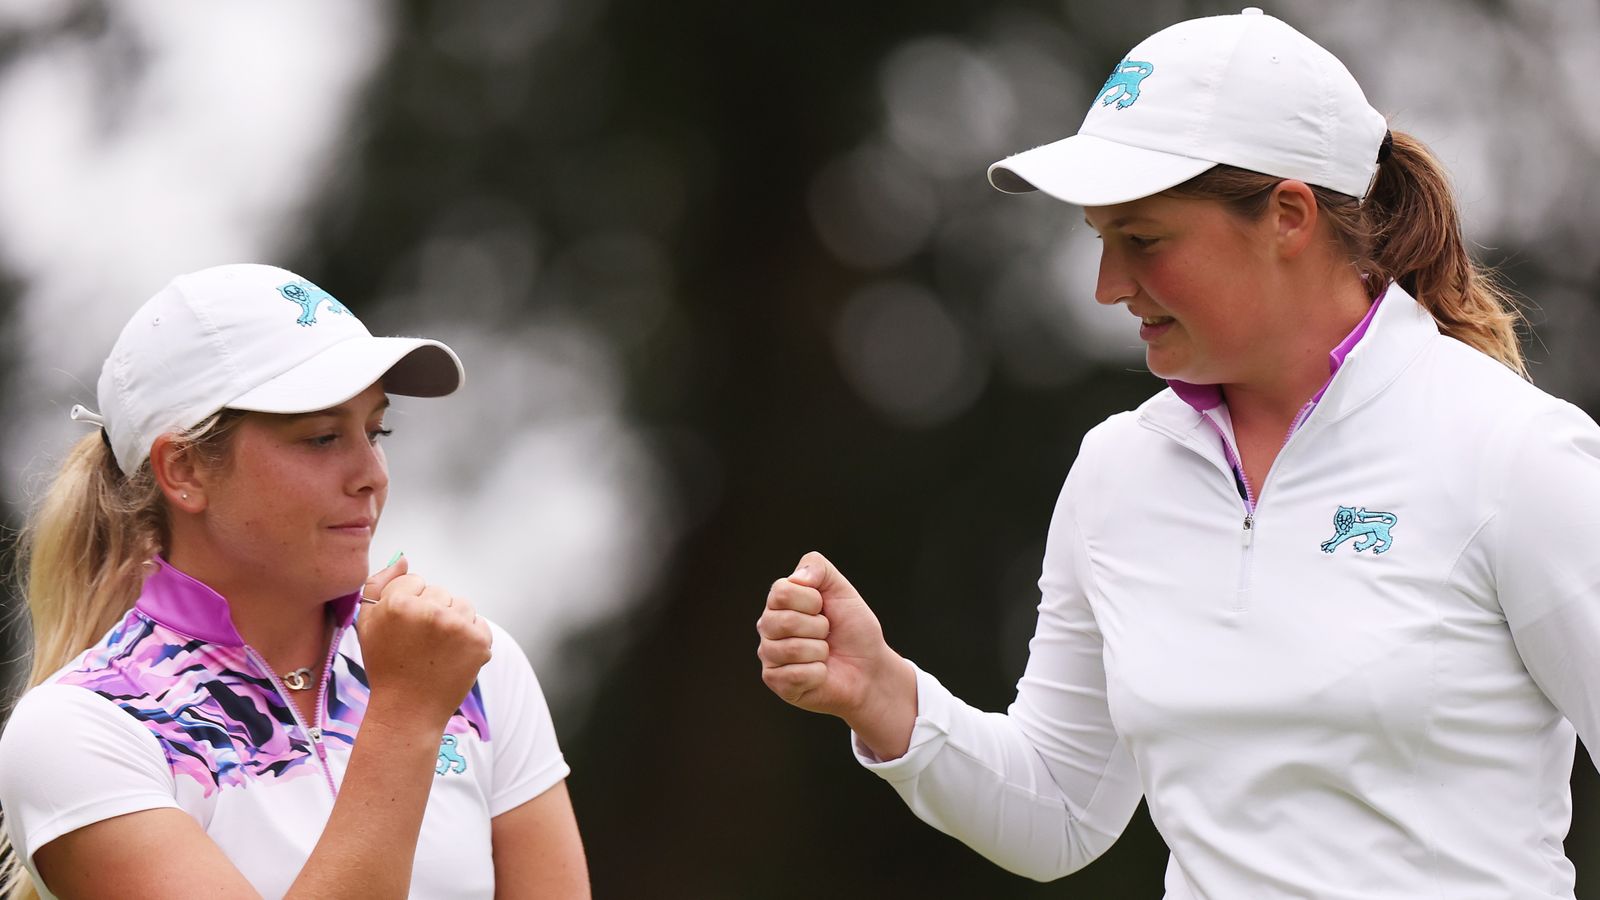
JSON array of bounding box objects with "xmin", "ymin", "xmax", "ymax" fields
[
  {"xmin": 768, "ymin": 638, "xmax": 797, "ymax": 665},
  {"xmin": 792, "ymin": 638, "xmax": 823, "ymax": 665},
  {"xmin": 803, "ymin": 639, "xmax": 827, "ymax": 663}
]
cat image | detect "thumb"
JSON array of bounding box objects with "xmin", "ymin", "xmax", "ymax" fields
[
  {"xmin": 787, "ymin": 550, "xmax": 858, "ymax": 599},
  {"xmin": 363, "ymin": 552, "xmax": 410, "ymax": 601}
]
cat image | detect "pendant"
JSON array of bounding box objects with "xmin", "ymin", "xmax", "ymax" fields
[{"xmin": 283, "ymin": 667, "xmax": 314, "ymax": 691}]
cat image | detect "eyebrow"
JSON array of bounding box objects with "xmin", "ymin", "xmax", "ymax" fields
[{"xmin": 1084, "ymin": 215, "xmax": 1156, "ymax": 231}]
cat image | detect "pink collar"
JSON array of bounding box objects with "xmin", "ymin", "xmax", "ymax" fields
[
  {"xmin": 1169, "ymin": 293, "xmax": 1384, "ymax": 414},
  {"xmin": 134, "ymin": 556, "xmax": 361, "ymax": 647}
]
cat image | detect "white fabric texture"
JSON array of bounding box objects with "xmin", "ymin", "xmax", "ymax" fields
[
  {"xmin": 855, "ymin": 284, "xmax": 1596, "ymax": 898},
  {"xmin": 0, "ymin": 685, "xmax": 181, "ymax": 862}
]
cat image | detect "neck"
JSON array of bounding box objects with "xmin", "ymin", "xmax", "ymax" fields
[
  {"xmin": 164, "ymin": 539, "xmax": 336, "ymax": 672},
  {"xmin": 1222, "ymin": 268, "xmax": 1373, "ymax": 430}
]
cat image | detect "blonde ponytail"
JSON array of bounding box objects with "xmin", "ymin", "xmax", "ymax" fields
[
  {"xmin": 21, "ymin": 433, "xmax": 166, "ymax": 688},
  {"xmin": 1167, "ymin": 129, "xmax": 1526, "ymax": 376},
  {"xmin": 0, "ymin": 432, "xmax": 164, "ymax": 898},
  {"xmin": 1, "ymin": 411, "xmax": 243, "ymax": 897}
]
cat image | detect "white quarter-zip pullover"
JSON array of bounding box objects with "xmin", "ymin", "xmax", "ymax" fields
[{"xmin": 856, "ymin": 284, "xmax": 1600, "ymax": 898}]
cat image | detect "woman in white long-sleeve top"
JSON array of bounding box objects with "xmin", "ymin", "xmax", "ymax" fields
[{"xmin": 756, "ymin": 9, "xmax": 1596, "ymax": 898}]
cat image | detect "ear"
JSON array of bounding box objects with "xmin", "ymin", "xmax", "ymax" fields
[
  {"xmin": 1268, "ymin": 179, "xmax": 1319, "ymax": 259},
  {"xmin": 149, "ymin": 433, "xmax": 208, "ymax": 514}
]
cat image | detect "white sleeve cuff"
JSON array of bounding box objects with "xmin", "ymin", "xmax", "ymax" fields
[{"xmin": 849, "ymin": 662, "xmax": 956, "ymax": 782}]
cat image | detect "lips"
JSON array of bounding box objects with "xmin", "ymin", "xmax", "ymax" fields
[
  {"xmin": 1137, "ymin": 315, "xmax": 1176, "ymax": 342},
  {"xmin": 329, "ymin": 517, "xmax": 374, "ymax": 531}
]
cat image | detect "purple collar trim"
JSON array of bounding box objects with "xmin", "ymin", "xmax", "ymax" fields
[
  {"xmin": 134, "ymin": 557, "xmax": 362, "ymax": 647},
  {"xmin": 1168, "ymin": 294, "xmax": 1384, "ymax": 414}
]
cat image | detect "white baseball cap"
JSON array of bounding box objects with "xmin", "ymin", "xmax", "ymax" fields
[
  {"xmin": 79, "ymin": 263, "xmax": 465, "ymax": 473},
  {"xmin": 987, "ymin": 8, "xmax": 1388, "ymax": 206}
]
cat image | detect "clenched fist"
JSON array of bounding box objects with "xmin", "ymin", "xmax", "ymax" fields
[
  {"xmin": 756, "ymin": 551, "xmax": 918, "ymax": 760},
  {"xmin": 356, "ymin": 555, "xmax": 493, "ymax": 731}
]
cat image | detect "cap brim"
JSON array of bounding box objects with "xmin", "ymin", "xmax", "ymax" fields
[
  {"xmin": 225, "ymin": 336, "xmax": 465, "ymax": 414},
  {"xmin": 987, "ymin": 133, "xmax": 1216, "ymax": 206}
]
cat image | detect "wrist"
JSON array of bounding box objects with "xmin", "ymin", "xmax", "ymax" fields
[
  {"xmin": 362, "ymin": 693, "xmax": 453, "ymax": 741},
  {"xmin": 844, "ymin": 651, "xmax": 917, "ymax": 761}
]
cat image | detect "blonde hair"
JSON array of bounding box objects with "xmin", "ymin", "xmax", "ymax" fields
[
  {"xmin": 1165, "ymin": 129, "xmax": 1526, "ymax": 376},
  {"xmin": 1, "ymin": 411, "xmax": 244, "ymax": 898}
]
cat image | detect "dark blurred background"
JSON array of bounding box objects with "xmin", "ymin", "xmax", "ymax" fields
[{"xmin": 3, "ymin": 0, "xmax": 1599, "ymax": 897}]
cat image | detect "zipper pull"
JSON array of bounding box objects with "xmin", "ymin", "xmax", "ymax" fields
[
  {"xmin": 308, "ymin": 726, "xmax": 323, "ymax": 742},
  {"xmin": 1242, "ymin": 515, "xmax": 1255, "ymax": 548}
]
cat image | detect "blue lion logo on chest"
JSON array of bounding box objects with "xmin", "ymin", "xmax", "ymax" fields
[
  {"xmin": 277, "ymin": 280, "xmax": 352, "ymax": 326},
  {"xmin": 1320, "ymin": 506, "xmax": 1398, "ymax": 555},
  {"xmin": 1098, "ymin": 59, "xmax": 1154, "ymax": 109}
]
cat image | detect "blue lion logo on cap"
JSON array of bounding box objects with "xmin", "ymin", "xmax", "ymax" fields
[
  {"xmin": 278, "ymin": 280, "xmax": 352, "ymax": 327},
  {"xmin": 1098, "ymin": 59, "xmax": 1154, "ymax": 109}
]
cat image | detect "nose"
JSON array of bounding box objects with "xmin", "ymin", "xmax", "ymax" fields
[
  {"xmin": 348, "ymin": 437, "xmax": 390, "ymax": 497},
  {"xmin": 1094, "ymin": 245, "xmax": 1135, "ymax": 307}
]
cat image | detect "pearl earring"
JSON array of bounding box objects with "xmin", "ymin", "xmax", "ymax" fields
[{"xmin": 181, "ymin": 492, "xmax": 189, "ymax": 500}]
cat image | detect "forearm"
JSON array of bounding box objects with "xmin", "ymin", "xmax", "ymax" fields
[
  {"xmin": 856, "ymin": 666, "xmax": 1144, "ymax": 880},
  {"xmin": 285, "ymin": 700, "xmax": 444, "ymax": 899}
]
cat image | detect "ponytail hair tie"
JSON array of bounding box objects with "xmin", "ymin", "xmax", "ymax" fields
[{"xmin": 1377, "ymin": 130, "xmax": 1394, "ymax": 163}]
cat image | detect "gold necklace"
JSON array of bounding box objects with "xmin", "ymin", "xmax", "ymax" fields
[
  {"xmin": 283, "ymin": 667, "xmax": 316, "ymax": 691},
  {"xmin": 281, "ymin": 607, "xmax": 335, "ymax": 692}
]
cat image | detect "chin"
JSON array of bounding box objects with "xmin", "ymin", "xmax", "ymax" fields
[
  {"xmin": 314, "ymin": 559, "xmax": 371, "ymax": 600},
  {"xmin": 1144, "ymin": 353, "xmax": 1186, "ymax": 382},
  {"xmin": 1145, "ymin": 350, "xmax": 1215, "ymax": 385}
]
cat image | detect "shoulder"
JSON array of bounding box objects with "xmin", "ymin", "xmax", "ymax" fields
[
  {"xmin": 0, "ymin": 686, "xmax": 174, "ymax": 815},
  {"xmin": 0, "ymin": 683, "xmax": 178, "ymax": 866},
  {"xmin": 1078, "ymin": 393, "xmax": 1181, "ymax": 459},
  {"xmin": 1420, "ymin": 334, "xmax": 1594, "ymax": 450},
  {"xmin": 1424, "ymin": 335, "xmax": 1567, "ymax": 416},
  {"xmin": 475, "ymin": 617, "xmax": 550, "ymax": 707},
  {"xmin": 1063, "ymin": 390, "xmax": 1193, "ymax": 491},
  {"xmin": 0, "ymin": 683, "xmax": 167, "ymax": 775},
  {"xmin": 2, "ymin": 681, "xmax": 167, "ymax": 745},
  {"xmin": 10, "ymin": 610, "xmax": 187, "ymax": 743}
]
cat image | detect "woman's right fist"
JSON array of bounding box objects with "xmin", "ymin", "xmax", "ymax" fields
[
  {"xmin": 355, "ymin": 555, "xmax": 493, "ymax": 729},
  {"xmin": 757, "ymin": 551, "xmax": 900, "ymax": 721}
]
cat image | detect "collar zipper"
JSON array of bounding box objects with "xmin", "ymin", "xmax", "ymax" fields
[{"xmin": 246, "ymin": 632, "xmax": 344, "ymax": 800}]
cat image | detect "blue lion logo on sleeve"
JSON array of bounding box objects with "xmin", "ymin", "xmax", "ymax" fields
[
  {"xmin": 277, "ymin": 280, "xmax": 352, "ymax": 327},
  {"xmin": 1098, "ymin": 59, "xmax": 1154, "ymax": 109},
  {"xmin": 1320, "ymin": 506, "xmax": 1398, "ymax": 555}
]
